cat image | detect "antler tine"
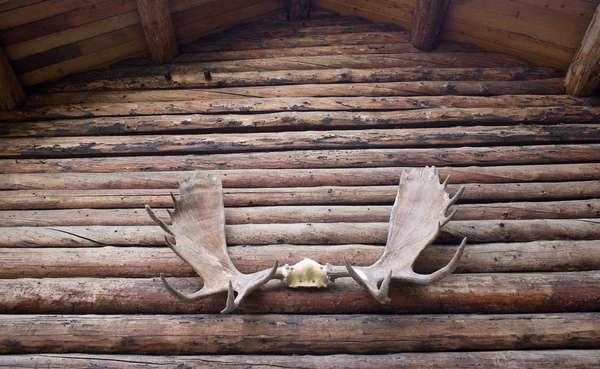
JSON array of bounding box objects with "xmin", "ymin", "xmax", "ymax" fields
[
  {"xmin": 145, "ymin": 204, "xmax": 175, "ymax": 237},
  {"xmin": 344, "ymin": 258, "xmax": 392, "ymax": 304},
  {"xmin": 221, "ymin": 261, "xmax": 280, "ymax": 314},
  {"xmin": 447, "ymin": 185, "xmax": 466, "ymax": 208},
  {"xmin": 160, "ymin": 273, "xmax": 226, "ymax": 302},
  {"xmin": 402, "ymin": 237, "xmax": 467, "ymax": 284}
]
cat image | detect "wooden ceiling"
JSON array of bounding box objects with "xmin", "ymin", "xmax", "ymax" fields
[{"xmin": 0, "ymin": 0, "xmax": 599, "ymax": 110}]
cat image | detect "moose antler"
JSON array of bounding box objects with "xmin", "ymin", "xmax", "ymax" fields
[
  {"xmin": 341, "ymin": 166, "xmax": 467, "ymax": 304},
  {"xmin": 145, "ymin": 172, "xmax": 278, "ymax": 314}
]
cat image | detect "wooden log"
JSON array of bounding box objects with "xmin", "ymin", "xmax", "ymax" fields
[
  {"xmin": 135, "ymin": 0, "xmax": 178, "ymax": 63},
  {"xmin": 286, "ymin": 0, "xmax": 310, "ymax": 20},
  {"xmin": 3, "ymin": 100, "xmax": 596, "ymax": 126},
  {"xmin": 1, "ymin": 144, "xmax": 597, "ymax": 173},
  {"xmin": 565, "ymin": 4, "xmax": 600, "ymax": 96},
  {"xmin": 1, "ymin": 199, "xmax": 598, "ymax": 227},
  {"xmin": 1, "ymin": 240, "xmax": 598, "ymax": 278},
  {"xmin": 1, "ymin": 272, "xmax": 600, "ymax": 314},
  {"xmin": 182, "ymin": 31, "xmax": 412, "ymax": 52},
  {"xmin": 0, "ymin": 313, "xmax": 598, "ymax": 354},
  {"xmin": 0, "ymin": 46, "xmax": 25, "ymax": 111},
  {"xmin": 1, "ymin": 124, "xmax": 597, "ymax": 159},
  {"xmin": 0, "ymin": 219, "xmax": 598, "ymax": 247},
  {"xmin": 4, "ymin": 100, "xmax": 594, "ymax": 127},
  {"xmin": 1, "ymin": 351, "xmax": 599, "ymax": 369},
  {"xmin": 37, "ymin": 53, "xmax": 532, "ymax": 92},
  {"xmin": 176, "ymin": 42, "xmax": 483, "ymax": 63},
  {"xmin": 25, "ymin": 67, "xmax": 566, "ymax": 97},
  {"xmin": 411, "ymin": 0, "xmax": 451, "ymax": 51},
  {"xmin": 2, "ymin": 164, "xmax": 600, "ymax": 190},
  {"xmin": 0, "ymin": 181, "xmax": 597, "ymax": 210}
]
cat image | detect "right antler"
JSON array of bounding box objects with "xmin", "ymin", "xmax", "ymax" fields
[{"xmin": 146, "ymin": 172, "xmax": 278, "ymax": 314}]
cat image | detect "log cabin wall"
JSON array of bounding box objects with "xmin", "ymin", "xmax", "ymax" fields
[
  {"xmin": 313, "ymin": 0, "xmax": 600, "ymax": 69},
  {"xmin": 0, "ymin": 0, "xmax": 285, "ymax": 87},
  {"xmin": 1, "ymin": 5, "xmax": 600, "ymax": 368}
]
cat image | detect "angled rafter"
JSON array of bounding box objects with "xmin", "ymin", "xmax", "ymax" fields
[
  {"xmin": 411, "ymin": 0, "xmax": 451, "ymax": 51},
  {"xmin": 286, "ymin": 0, "xmax": 311, "ymax": 20},
  {"xmin": 0, "ymin": 46, "xmax": 25, "ymax": 111},
  {"xmin": 566, "ymin": 4, "xmax": 600, "ymax": 96},
  {"xmin": 135, "ymin": 0, "xmax": 179, "ymax": 64}
]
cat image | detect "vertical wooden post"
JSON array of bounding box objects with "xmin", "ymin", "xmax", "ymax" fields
[
  {"xmin": 0, "ymin": 46, "xmax": 25, "ymax": 111},
  {"xmin": 135, "ymin": 0, "xmax": 179, "ymax": 64},
  {"xmin": 565, "ymin": 4, "xmax": 600, "ymax": 96},
  {"xmin": 411, "ymin": 0, "xmax": 451, "ymax": 51},
  {"xmin": 286, "ymin": 0, "xmax": 311, "ymax": 20}
]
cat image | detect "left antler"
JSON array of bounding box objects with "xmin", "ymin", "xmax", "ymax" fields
[
  {"xmin": 145, "ymin": 172, "xmax": 278, "ymax": 314},
  {"xmin": 340, "ymin": 167, "xmax": 467, "ymax": 303}
]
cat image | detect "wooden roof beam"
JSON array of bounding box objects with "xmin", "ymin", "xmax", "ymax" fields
[
  {"xmin": 135, "ymin": 0, "xmax": 179, "ymax": 64},
  {"xmin": 286, "ymin": 0, "xmax": 311, "ymax": 20},
  {"xmin": 566, "ymin": 4, "xmax": 600, "ymax": 96},
  {"xmin": 0, "ymin": 46, "xmax": 25, "ymax": 111},
  {"xmin": 411, "ymin": 0, "xmax": 451, "ymax": 51}
]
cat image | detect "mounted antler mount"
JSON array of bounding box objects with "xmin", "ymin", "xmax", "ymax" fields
[{"xmin": 146, "ymin": 167, "xmax": 467, "ymax": 313}]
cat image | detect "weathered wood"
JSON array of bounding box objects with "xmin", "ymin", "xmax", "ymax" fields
[
  {"xmin": 1, "ymin": 125, "xmax": 597, "ymax": 159},
  {"xmin": 0, "ymin": 313, "xmax": 598, "ymax": 354},
  {"xmin": 286, "ymin": 0, "xmax": 310, "ymax": 20},
  {"xmin": 1, "ymin": 181, "xmax": 597, "ymax": 209},
  {"xmin": 1, "ymin": 272, "xmax": 600, "ymax": 314},
  {"xmin": 566, "ymin": 4, "xmax": 600, "ymax": 96},
  {"xmin": 38, "ymin": 53, "xmax": 532, "ymax": 92},
  {"xmin": 0, "ymin": 46, "xmax": 25, "ymax": 111},
  {"xmin": 135, "ymin": 0, "xmax": 178, "ymax": 63},
  {"xmin": 2, "ymin": 164, "xmax": 599, "ymax": 190},
  {"xmin": 1, "ymin": 145, "xmax": 597, "ymax": 173},
  {"xmin": 183, "ymin": 31, "xmax": 412, "ymax": 52},
  {"xmin": 411, "ymin": 0, "xmax": 451, "ymax": 50},
  {"xmin": 1, "ymin": 199, "xmax": 598, "ymax": 227},
  {"xmin": 1, "ymin": 240, "xmax": 598, "ymax": 278},
  {"xmin": 2, "ymin": 351, "xmax": 600, "ymax": 369},
  {"xmin": 0, "ymin": 219, "xmax": 598, "ymax": 247},
  {"xmin": 6, "ymin": 100, "xmax": 595, "ymax": 128},
  {"xmin": 26, "ymin": 67, "xmax": 565, "ymax": 97},
  {"xmin": 3, "ymin": 100, "xmax": 596, "ymax": 126},
  {"xmin": 176, "ymin": 42, "xmax": 483, "ymax": 62}
]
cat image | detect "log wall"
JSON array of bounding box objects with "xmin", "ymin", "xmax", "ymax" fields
[
  {"xmin": 313, "ymin": 0, "xmax": 600, "ymax": 69},
  {"xmin": 0, "ymin": 10, "xmax": 599, "ymax": 368}
]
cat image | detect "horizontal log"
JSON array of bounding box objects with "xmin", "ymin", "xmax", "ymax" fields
[
  {"xmin": 3, "ymin": 102, "xmax": 597, "ymax": 127},
  {"xmin": 176, "ymin": 42, "xmax": 484, "ymax": 63},
  {"xmin": 181, "ymin": 31, "xmax": 412, "ymax": 52},
  {"xmin": 1, "ymin": 144, "xmax": 597, "ymax": 173},
  {"xmin": 0, "ymin": 219, "xmax": 598, "ymax": 247},
  {"xmin": 29, "ymin": 66, "xmax": 564, "ymax": 94},
  {"xmin": 2, "ymin": 272, "xmax": 600, "ymax": 314},
  {"xmin": 1, "ymin": 181, "xmax": 597, "ymax": 209},
  {"xmin": 1, "ymin": 199, "xmax": 598, "ymax": 226},
  {"xmin": 1, "ymin": 240, "xmax": 598, "ymax": 278},
  {"xmin": 1, "ymin": 125, "xmax": 598, "ymax": 159},
  {"xmin": 2, "ymin": 81, "xmax": 570, "ymax": 122},
  {"xmin": 38, "ymin": 54, "xmax": 532, "ymax": 92},
  {"xmin": 2, "ymin": 164, "xmax": 600, "ymax": 190},
  {"xmin": 0, "ymin": 313, "xmax": 598, "ymax": 354},
  {"xmin": 2, "ymin": 351, "xmax": 599, "ymax": 369}
]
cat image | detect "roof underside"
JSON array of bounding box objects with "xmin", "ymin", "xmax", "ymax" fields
[
  {"xmin": 0, "ymin": 9, "xmax": 600, "ymax": 363},
  {"xmin": 0, "ymin": 0, "xmax": 598, "ymax": 87}
]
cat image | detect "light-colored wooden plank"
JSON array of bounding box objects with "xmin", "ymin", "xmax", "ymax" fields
[
  {"xmin": 566, "ymin": 3, "xmax": 600, "ymax": 96},
  {"xmin": 4, "ymin": 10, "xmax": 141, "ymax": 60}
]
